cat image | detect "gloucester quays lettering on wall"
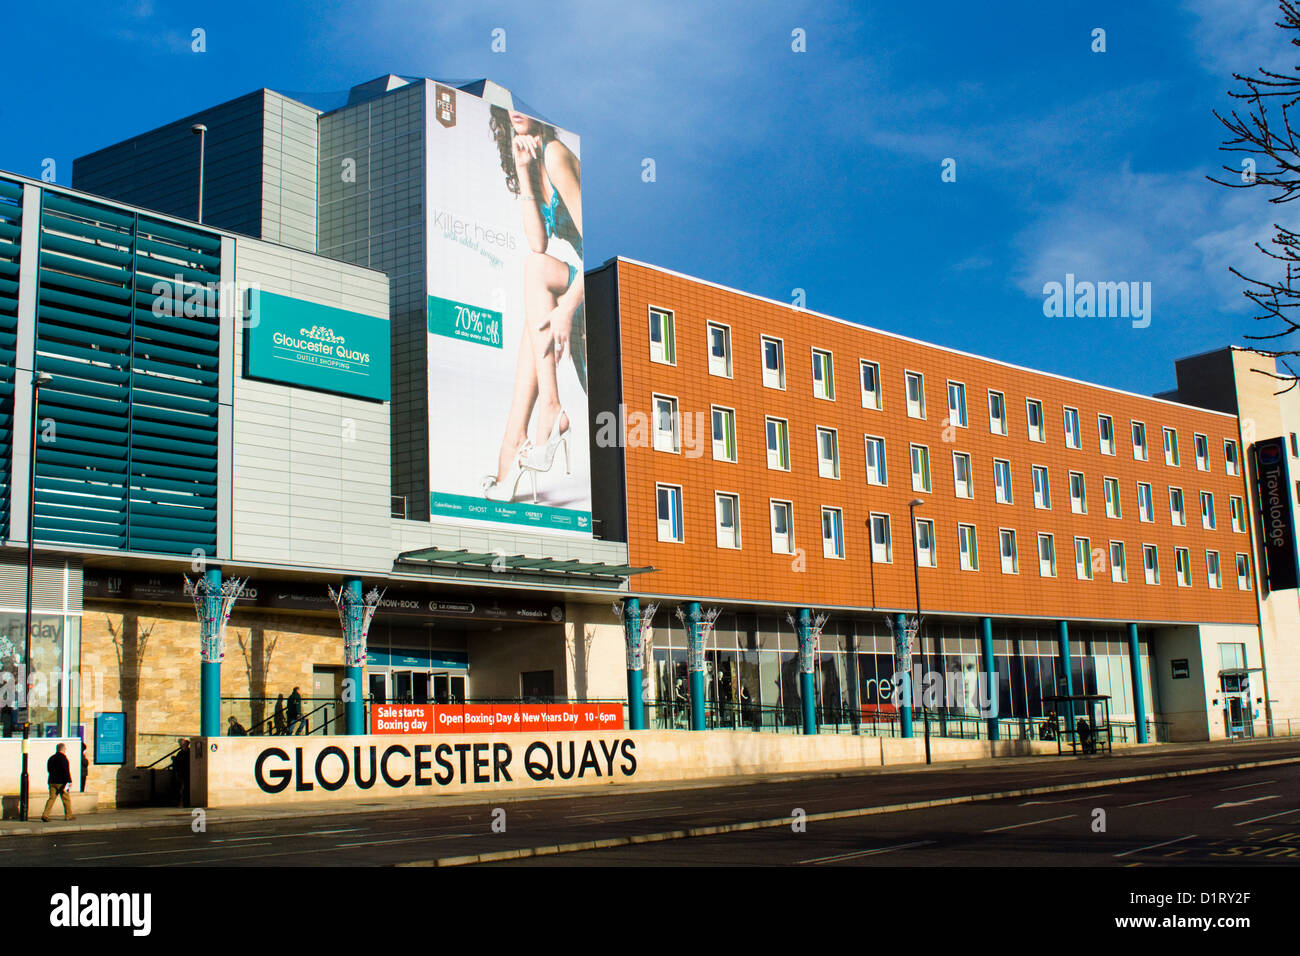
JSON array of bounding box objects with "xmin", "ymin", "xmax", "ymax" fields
[{"xmin": 253, "ymin": 738, "xmax": 638, "ymax": 793}]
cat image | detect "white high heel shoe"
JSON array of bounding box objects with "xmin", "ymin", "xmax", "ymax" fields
[
  {"xmin": 524, "ymin": 411, "xmax": 571, "ymax": 476},
  {"xmin": 482, "ymin": 440, "xmax": 537, "ymax": 503}
]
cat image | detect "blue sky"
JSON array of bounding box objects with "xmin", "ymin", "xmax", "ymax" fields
[{"xmin": 1, "ymin": 0, "xmax": 1290, "ymax": 395}]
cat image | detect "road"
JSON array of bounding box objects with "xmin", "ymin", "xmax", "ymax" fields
[{"xmin": 6, "ymin": 738, "xmax": 1300, "ymax": 867}]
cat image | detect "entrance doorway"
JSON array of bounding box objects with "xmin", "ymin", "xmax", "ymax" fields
[{"xmin": 312, "ymin": 666, "xmax": 343, "ymax": 734}]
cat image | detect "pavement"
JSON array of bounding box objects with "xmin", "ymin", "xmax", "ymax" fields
[{"xmin": 2, "ymin": 736, "xmax": 1298, "ymax": 866}]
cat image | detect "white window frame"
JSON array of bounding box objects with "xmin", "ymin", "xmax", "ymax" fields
[
  {"xmin": 1230, "ymin": 495, "xmax": 1246, "ymax": 534},
  {"xmin": 1098, "ymin": 414, "xmax": 1115, "ymax": 456},
  {"xmin": 1103, "ymin": 476, "xmax": 1121, "ymax": 519},
  {"xmin": 958, "ymin": 523, "xmax": 979, "ymax": 571},
  {"xmin": 765, "ymin": 416, "xmax": 790, "ymax": 471},
  {"xmin": 911, "ymin": 444, "xmax": 932, "ymax": 493},
  {"xmin": 1038, "ymin": 533, "xmax": 1056, "ymax": 578},
  {"xmin": 905, "ymin": 370, "xmax": 926, "ymax": 420},
  {"xmin": 1137, "ymin": 482, "xmax": 1154, "ymax": 523},
  {"xmin": 994, "ymin": 458, "xmax": 1013, "ymax": 504},
  {"xmin": 816, "ymin": 426, "xmax": 840, "ymax": 479},
  {"xmin": 947, "ymin": 381, "xmax": 968, "ymax": 428},
  {"xmin": 812, "ymin": 348, "xmax": 835, "ymax": 401},
  {"xmin": 706, "ymin": 321, "xmax": 732, "ymax": 378},
  {"xmin": 1026, "ymin": 398, "xmax": 1045, "ymax": 442},
  {"xmin": 1143, "ymin": 544, "xmax": 1160, "ymax": 585},
  {"xmin": 761, "ymin": 336, "xmax": 786, "ymax": 390},
  {"xmin": 653, "ymin": 394, "xmax": 680, "ymax": 454},
  {"xmin": 1164, "ymin": 427, "xmax": 1180, "ymax": 467},
  {"xmin": 822, "ymin": 506, "xmax": 845, "ymax": 559},
  {"xmin": 1175, "ymin": 547, "xmax": 1191, "ymax": 587},
  {"xmin": 711, "ymin": 405, "xmax": 737, "ymax": 463},
  {"xmin": 870, "ymin": 512, "xmax": 893, "ymax": 564},
  {"xmin": 1236, "ymin": 552, "xmax": 1251, "ymax": 590},
  {"xmin": 1201, "ymin": 491, "xmax": 1216, "ymax": 531},
  {"xmin": 1063, "ymin": 406, "xmax": 1081, "ymax": 450},
  {"xmin": 656, "ymin": 483, "xmax": 683, "ymax": 542},
  {"xmin": 1132, "ymin": 421, "xmax": 1148, "ymax": 461},
  {"xmin": 1110, "ymin": 540, "xmax": 1127, "ymax": 583},
  {"xmin": 1206, "ymin": 550, "xmax": 1222, "ymax": 589},
  {"xmin": 1032, "ymin": 465, "xmax": 1050, "ymax": 510},
  {"xmin": 715, "ymin": 492, "xmax": 740, "ymax": 549},
  {"xmin": 1069, "ymin": 471, "xmax": 1087, "ymax": 514},
  {"xmin": 649, "ymin": 306, "xmax": 676, "ymax": 365},
  {"xmin": 988, "ymin": 390, "xmax": 1007, "ymax": 436},
  {"xmin": 1225, "ymin": 438, "xmax": 1239, "ymax": 477},
  {"xmin": 915, "ymin": 517, "xmax": 936, "ymax": 568},
  {"xmin": 865, "ymin": 435, "xmax": 887, "ymax": 486},
  {"xmin": 1194, "ymin": 433, "xmax": 1209, "ymax": 471},
  {"xmin": 770, "ymin": 499, "xmax": 794, "ymax": 555},
  {"xmin": 952, "ymin": 451, "xmax": 973, "ymax": 499},
  {"xmin": 860, "ymin": 360, "xmax": 882, "ymax": 410},
  {"xmin": 999, "ymin": 528, "xmax": 1019, "ymax": 574},
  {"xmin": 1169, "ymin": 487, "xmax": 1185, "ymax": 527},
  {"xmin": 1075, "ymin": 536, "xmax": 1093, "ymax": 581}
]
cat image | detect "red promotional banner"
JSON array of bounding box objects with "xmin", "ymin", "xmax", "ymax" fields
[{"xmin": 370, "ymin": 703, "xmax": 624, "ymax": 735}]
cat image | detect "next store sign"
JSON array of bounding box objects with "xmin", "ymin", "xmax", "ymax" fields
[{"xmin": 246, "ymin": 289, "xmax": 390, "ymax": 401}]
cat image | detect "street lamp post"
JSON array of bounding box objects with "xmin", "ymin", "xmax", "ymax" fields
[
  {"xmin": 908, "ymin": 497, "xmax": 931, "ymax": 766},
  {"xmin": 191, "ymin": 124, "xmax": 207, "ymax": 224},
  {"xmin": 19, "ymin": 370, "xmax": 52, "ymax": 822}
]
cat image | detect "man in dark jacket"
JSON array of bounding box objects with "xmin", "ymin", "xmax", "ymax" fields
[
  {"xmin": 41, "ymin": 743, "xmax": 75, "ymax": 821},
  {"xmin": 171, "ymin": 739, "xmax": 191, "ymax": 808},
  {"xmin": 287, "ymin": 687, "xmax": 304, "ymax": 735}
]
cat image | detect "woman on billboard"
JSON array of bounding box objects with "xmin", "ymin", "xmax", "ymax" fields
[{"xmin": 481, "ymin": 106, "xmax": 586, "ymax": 503}]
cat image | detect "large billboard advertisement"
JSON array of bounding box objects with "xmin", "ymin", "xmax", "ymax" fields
[
  {"xmin": 425, "ymin": 83, "xmax": 591, "ymax": 535},
  {"xmin": 1253, "ymin": 436, "xmax": 1299, "ymax": 591}
]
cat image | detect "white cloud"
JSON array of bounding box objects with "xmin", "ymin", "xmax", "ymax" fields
[{"xmin": 1183, "ymin": 0, "xmax": 1298, "ymax": 76}]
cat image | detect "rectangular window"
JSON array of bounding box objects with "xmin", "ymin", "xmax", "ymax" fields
[
  {"xmin": 1225, "ymin": 439, "xmax": 1239, "ymax": 476},
  {"xmin": 649, "ymin": 307, "xmax": 676, "ymax": 365},
  {"xmin": 707, "ymin": 322, "xmax": 732, "ymax": 377},
  {"xmin": 1069, "ymin": 471, "xmax": 1087, "ymax": 514},
  {"xmin": 994, "ymin": 458, "xmax": 1013, "ymax": 504},
  {"xmin": 860, "ymin": 360, "xmax": 881, "ymax": 409},
  {"xmin": 1063, "ymin": 406, "xmax": 1081, "ymax": 449},
  {"xmin": 1075, "ymin": 536, "xmax": 1093, "ymax": 580},
  {"xmin": 1292, "ymin": 432, "xmax": 1299, "ymax": 457},
  {"xmin": 999, "ymin": 528, "xmax": 1018, "ymax": 574},
  {"xmin": 1169, "ymin": 487, "xmax": 1185, "ymax": 526},
  {"xmin": 822, "ymin": 507, "xmax": 845, "ymax": 559},
  {"xmin": 770, "ymin": 500, "xmax": 794, "ymax": 554},
  {"xmin": 958, "ymin": 523, "xmax": 979, "ymax": 571},
  {"xmin": 653, "ymin": 394, "xmax": 680, "ymax": 453},
  {"xmin": 765, "ymin": 417, "xmax": 790, "ymax": 471},
  {"xmin": 715, "ymin": 493, "xmax": 740, "ymax": 549},
  {"xmin": 911, "ymin": 444, "xmax": 932, "ymax": 493},
  {"xmin": 915, "ymin": 518, "xmax": 936, "ymax": 567},
  {"xmin": 812, "ymin": 349, "xmax": 835, "ymax": 400},
  {"xmin": 1143, "ymin": 544, "xmax": 1160, "ymax": 585},
  {"xmin": 1038, "ymin": 533, "xmax": 1056, "ymax": 578},
  {"xmin": 1026, "ymin": 399, "xmax": 1044, "ymax": 442},
  {"xmin": 1098, "ymin": 414, "xmax": 1115, "ymax": 455},
  {"xmin": 988, "ymin": 390, "xmax": 1007, "ymax": 436},
  {"xmin": 1230, "ymin": 495, "xmax": 1246, "ymax": 533},
  {"xmin": 1201, "ymin": 491, "xmax": 1216, "ymax": 530},
  {"xmin": 905, "ymin": 371, "xmax": 926, "ymax": 419},
  {"xmin": 1032, "ymin": 465, "xmax": 1051, "ymax": 509},
  {"xmin": 947, "ymin": 381, "xmax": 968, "ymax": 428},
  {"xmin": 1132, "ymin": 421, "xmax": 1148, "ymax": 461},
  {"xmin": 1137, "ymin": 482, "xmax": 1154, "ymax": 523},
  {"xmin": 816, "ymin": 427, "xmax": 840, "ymax": 479},
  {"xmin": 1206, "ymin": 550, "xmax": 1222, "ymax": 589},
  {"xmin": 870, "ymin": 512, "xmax": 892, "ymax": 563},
  {"xmin": 656, "ymin": 484, "xmax": 683, "ymax": 542},
  {"xmin": 865, "ymin": 436, "xmax": 887, "ymax": 486},
  {"xmin": 952, "ymin": 452, "xmax": 973, "ymax": 499},
  {"xmin": 762, "ymin": 336, "xmax": 785, "ymax": 389},
  {"xmin": 1194, "ymin": 433, "xmax": 1209, "ymax": 471},
  {"xmin": 1175, "ymin": 547, "xmax": 1191, "ymax": 587},
  {"xmin": 1110, "ymin": 541, "xmax": 1127, "ymax": 583},
  {"xmin": 1164, "ymin": 427, "xmax": 1180, "ymax": 466},
  {"xmin": 1103, "ymin": 477, "xmax": 1121, "ymax": 519},
  {"xmin": 1236, "ymin": 553, "xmax": 1251, "ymax": 590},
  {"xmin": 711, "ymin": 406, "xmax": 737, "ymax": 462}
]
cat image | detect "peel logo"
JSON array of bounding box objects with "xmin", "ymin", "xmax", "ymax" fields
[
  {"xmin": 435, "ymin": 84, "xmax": 456, "ymax": 128},
  {"xmin": 49, "ymin": 886, "xmax": 151, "ymax": 936}
]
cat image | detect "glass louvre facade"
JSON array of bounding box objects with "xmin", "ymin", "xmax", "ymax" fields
[
  {"xmin": 0, "ymin": 177, "xmax": 21, "ymax": 539},
  {"xmin": 647, "ymin": 614, "xmax": 1154, "ymax": 730}
]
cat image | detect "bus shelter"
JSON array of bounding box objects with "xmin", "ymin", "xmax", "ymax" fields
[{"xmin": 1041, "ymin": 694, "xmax": 1112, "ymax": 756}]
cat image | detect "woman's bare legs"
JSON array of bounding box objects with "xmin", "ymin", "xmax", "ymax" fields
[
  {"xmin": 525, "ymin": 252, "xmax": 573, "ymax": 444},
  {"xmin": 492, "ymin": 323, "xmax": 539, "ymax": 484}
]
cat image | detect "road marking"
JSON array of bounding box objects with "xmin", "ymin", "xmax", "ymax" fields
[
  {"xmin": 1220, "ymin": 780, "xmax": 1275, "ymax": 791},
  {"xmin": 1214, "ymin": 795, "xmax": 1279, "ymax": 809},
  {"xmin": 1119, "ymin": 795, "xmax": 1189, "ymax": 808},
  {"xmin": 801, "ymin": 840, "xmax": 937, "ymax": 865},
  {"xmin": 1114, "ymin": 834, "xmax": 1196, "ymax": 859},
  {"xmin": 983, "ymin": 814, "xmax": 1075, "ymax": 833},
  {"xmin": 335, "ymin": 833, "xmax": 471, "ymax": 848},
  {"xmin": 1234, "ymin": 807, "xmax": 1300, "ymax": 826},
  {"xmin": 1021, "ymin": 794, "xmax": 1111, "ymax": 805},
  {"xmin": 64, "ymin": 841, "xmax": 108, "ymax": 847},
  {"xmin": 308, "ymin": 827, "xmax": 363, "ymax": 835},
  {"xmin": 576, "ymin": 805, "xmax": 685, "ymax": 820},
  {"xmin": 81, "ymin": 842, "xmax": 272, "ymax": 861}
]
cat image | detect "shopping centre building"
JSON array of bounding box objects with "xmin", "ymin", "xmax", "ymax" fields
[{"xmin": 0, "ymin": 74, "xmax": 1297, "ymax": 807}]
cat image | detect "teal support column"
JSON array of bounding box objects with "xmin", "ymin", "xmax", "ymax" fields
[
  {"xmin": 685, "ymin": 602, "xmax": 705, "ymax": 731},
  {"xmin": 344, "ymin": 578, "xmax": 364, "ymax": 736},
  {"xmin": 894, "ymin": 613, "xmax": 914, "ymax": 738},
  {"xmin": 797, "ymin": 608, "xmax": 817, "ymax": 735},
  {"xmin": 623, "ymin": 597, "xmax": 645, "ymax": 731},
  {"xmin": 200, "ymin": 567, "xmax": 222, "ymax": 738},
  {"xmin": 1127, "ymin": 623, "xmax": 1148, "ymax": 743},
  {"xmin": 1057, "ymin": 620, "xmax": 1074, "ymax": 732},
  {"xmin": 981, "ymin": 617, "xmax": 999, "ymax": 740}
]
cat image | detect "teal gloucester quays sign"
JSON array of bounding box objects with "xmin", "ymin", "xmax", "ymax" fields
[{"xmin": 246, "ymin": 290, "xmax": 390, "ymax": 401}]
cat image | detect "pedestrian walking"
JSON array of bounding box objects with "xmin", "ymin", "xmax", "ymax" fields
[
  {"xmin": 41, "ymin": 743, "xmax": 75, "ymax": 821},
  {"xmin": 273, "ymin": 694, "xmax": 287, "ymax": 735},
  {"xmin": 171, "ymin": 739, "xmax": 191, "ymax": 808},
  {"xmin": 287, "ymin": 686, "xmax": 305, "ymax": 735}
]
